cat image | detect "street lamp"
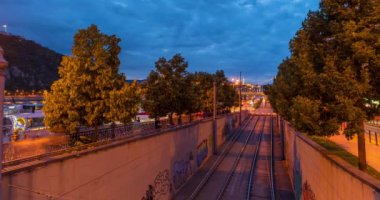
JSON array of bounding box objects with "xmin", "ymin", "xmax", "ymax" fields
[
  {"xmin": 213, "ymin": 80, "xmax": 217, "ymax": 154},
  {"xmin": 2, "ymin": 25, "xmax": 6, "ymax": 33},
  {"xmin": 239, "ymin": 72, "xmax": 242, "ymax": 125},
  {"xmin": 0, "ymin": 46, "xmax": 8, "ymax": 198}
]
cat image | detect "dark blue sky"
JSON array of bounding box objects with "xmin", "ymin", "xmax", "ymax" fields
[{"xmin": 0, "ymin": 0, "xmax": 319, "ymax": 84}]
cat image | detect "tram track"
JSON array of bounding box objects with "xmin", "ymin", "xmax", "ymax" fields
[
  {"xmin": 247, "ymin": 115, "xmax": 276, "ymax": 200},
  {"xmin": 187, "ymin": 114, "xmax": 280, "ymax": 200},
  {"xmin": 185, "ymin": 114, "xmax": 277, "ymax": 200},
  {"xmin": 217, "ymin": 116, "xmax": 267, "ymax": 200},
  {"xmin": 187, "ymin": 115, "xmax": 259, "ymax": 200}
]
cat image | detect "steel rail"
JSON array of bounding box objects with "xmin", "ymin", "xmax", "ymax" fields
[
  {"xmin": 270, "ymin": 116, "xmax": 276, "ymax": 200},
  {"xmin": 246, "ymin": 115, "xmax": 267, "ymax": 199},
  {"xmin": 215, "ymin": 115, "xmax": 262, "ymax": 200},
  {"xmin": 187, "ymin": 115, "xmax": 255, "ymax": 200}
]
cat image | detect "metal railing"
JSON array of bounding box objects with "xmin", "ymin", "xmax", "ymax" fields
[
  {"xmin": 367, "ymin": 130, "xmax": 379, "ymax": 146},
  {"xmin": 1, "ymin": 113, "xmax": 238, "ymax": 167},
  {"xmin": 368, "ymin": 120, "xmax": 380, "ymax": 126}
]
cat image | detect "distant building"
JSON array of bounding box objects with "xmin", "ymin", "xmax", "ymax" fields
[{"xmin": 230, "ymin": 81, "xmax": 263, "ymax": 101}]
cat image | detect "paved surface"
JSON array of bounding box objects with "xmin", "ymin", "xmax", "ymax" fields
[{"xmin": 329, "ymin": 134, "xmax": 380, "ymax": 172}]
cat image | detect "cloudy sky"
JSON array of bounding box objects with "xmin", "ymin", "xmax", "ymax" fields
[{"xmin": 0, "ymin": 0, "xmax": 319, "ymax": 83}]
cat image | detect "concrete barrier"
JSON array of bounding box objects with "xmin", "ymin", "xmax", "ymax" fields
[
  {"xmin": 283, "ymin": 121, "xmax": 380, "ymax": 200},
  {"xmin": 1, "ymin": 111, "xmax": 248, "ymax": 200}
]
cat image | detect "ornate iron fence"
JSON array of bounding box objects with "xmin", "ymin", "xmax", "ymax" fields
[{"xmin": 1, "ymin": 113, "xmax": 223, "ymax": 166}]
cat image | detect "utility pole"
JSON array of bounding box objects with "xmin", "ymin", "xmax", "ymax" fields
[
  {"xmin": 213, "ymin": 80, "xmax": 217, "ymax": 154},
  {"xmin": 239, "ymin": 72, "xmax": 242, "ymax": 125},
  {"xmin": 0, "ymin": 46, "xmax": 9, "ymax": 198}
]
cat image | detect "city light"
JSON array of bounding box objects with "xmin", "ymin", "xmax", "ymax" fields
[{"xmin": 2, "ymin": 25, "xmax": 7, "ymax": 32}]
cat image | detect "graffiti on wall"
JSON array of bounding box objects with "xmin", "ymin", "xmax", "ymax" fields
[
  {"xmin": 302, "ymin": 181, "xmax": 316, "ymax": 200},
  {"xmin": 142, "ymin": 170, "xmax": 172, "ymax": 200},
  {"xmin": 196, "ymin": 140, "xmax": 208, "ymax": 167},
  {"xmin": 290, "ymin": 126, "xmax": 316, "ymax": 200},
  {"xmin": 172, "ymin": 160, "xmax": 192, "ymax": 189}
]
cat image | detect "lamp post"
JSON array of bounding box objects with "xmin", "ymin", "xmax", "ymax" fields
[
  {"xmin": 239, "ymin": 72, "xmax": 242, "ymax": 125},
  {"xmin": 212, "ymin": 80, "xmax": 217, "ymax": 155},
  {"xmin": 2, "ymin": 25, "xmax": 7, "ymax": 33},
  {"xmin": 0, "ymin": 46, "xmax": 8, "ymax": 198}
]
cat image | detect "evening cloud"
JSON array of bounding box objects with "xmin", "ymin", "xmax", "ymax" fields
[{"xmin": 0, "ymin": 0, "xmax": 319, "ymax": 83}]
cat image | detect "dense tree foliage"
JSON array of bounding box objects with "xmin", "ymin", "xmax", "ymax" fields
[
  {"xmin": 269, "ymin": 0, "xmax": 379, "ymax": 170},
  {"xmin": 142, "ymin": 54, "xmax": 237, "ymax": 122},
  {"xmin": 190, "ymin": 70, "xmax": 237, "ymax": 113},
  {"xmin": 43, "ymin": 25, "xmax": 140, "ymax": 134},
  {"xmin": 142, "ymin": 54, "xmax": 189, "ymax": 124},
  {"xmin": 190, "ymin": 72, "xmax": 214, "ymax": 113}
]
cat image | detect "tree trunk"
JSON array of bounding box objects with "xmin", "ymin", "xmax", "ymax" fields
[
  {"xmin": 169, "ymin": 113, "xmax": 174, "ymax": 125},
  {"xmin": 178, "ymin": 115, "xmax": 182, "ymax": 125},
  {"xmin": 70, "ymin": 130, "xmax": 79, "ymax": 146},
  {"xmin": 358, "ymin": 125, "xmax": 367, "ymax": 171}
]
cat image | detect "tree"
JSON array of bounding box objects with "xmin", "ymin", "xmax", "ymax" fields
[
  {"xmin": 106, "ymin": 79, "xmax": 141, "ymax": 124},
  {"xmin": 191, "ymin": 72, "xmax": 214, "ymax": 113},
  {"xmin": 190, "ymin": 70, "xmax": 237, "ymax": 114},
  {"xmin": 43, "ymin": 25, "xmax": 140, "ymax": 135},
  {"xmin": 142, "ymin": 55, "xmax": 237, "ymax": 123},
  {"xmin": 142, "ymin": 54, "xmax": 189, "ymax": 124},
  {"xmin": 270, "ymin": 0, "xmax": 380, "ymax": 170},
  {"xmin": 182, "ymin": 73, "xmax": 201, "ymax": 120},
  {"xmin": 214, "ymin": 70, "xmax": 237, "ymax": 111}
]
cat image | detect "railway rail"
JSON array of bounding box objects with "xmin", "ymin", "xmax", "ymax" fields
[{"xmin": 187, "ymin": 115, "xmax": 276, "ymax": 200}]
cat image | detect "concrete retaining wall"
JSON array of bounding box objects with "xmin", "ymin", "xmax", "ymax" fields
[
  {"xmin": 283, "ymin": 121, "xmax": 380, "ymax": 200},
  {"xmin": 1, "ymin": 111, "xmax": 248, "ymax": 200}
]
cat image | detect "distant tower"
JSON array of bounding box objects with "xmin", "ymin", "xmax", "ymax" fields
[{"xmin": 2, "ymin": 25, "xmax": 7, "ymax": 33}]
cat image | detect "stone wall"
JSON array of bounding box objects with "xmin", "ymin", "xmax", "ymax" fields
[
  {"xmin": 1, "ymin": 111, "xmax": 248, "ymax": 200},
  {"xmin": 283, "ymin": 121, "xmax": 380, "ymax": 200}
]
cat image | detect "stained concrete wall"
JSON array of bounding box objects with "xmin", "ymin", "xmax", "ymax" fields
[
  {"xmin": 1, "ymin": 111, "xmax": 248, "ymax": 200},
  {"xmin": 283, "ymin": 121, "xmax": 380, "ymax": 200}
]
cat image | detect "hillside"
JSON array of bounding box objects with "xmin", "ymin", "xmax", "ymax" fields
[{"xmin": 0, "ymin": 33, "xmax": 62, "ymax": 91}]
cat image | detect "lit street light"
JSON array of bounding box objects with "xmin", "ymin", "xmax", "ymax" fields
[{"xmin": 2, "ymin": 25, "xmax": 7, "ymax": 33}]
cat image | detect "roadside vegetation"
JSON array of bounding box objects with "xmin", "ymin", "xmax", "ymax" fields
[{"xmin": 311, "ymin": 136, "xmax": 380, "ymax": 180}]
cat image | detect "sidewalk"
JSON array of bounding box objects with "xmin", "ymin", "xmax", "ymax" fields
[{"xmin": 329, "ymin": 134, "xmax": 380, "ymax": 172}]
